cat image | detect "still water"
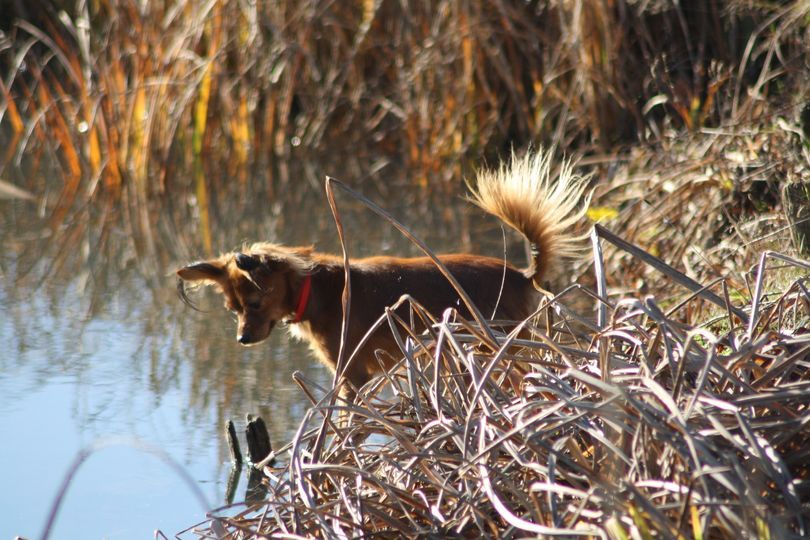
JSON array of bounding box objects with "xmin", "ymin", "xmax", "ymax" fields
[{"xmin": 0, "ymin": 160, "xmax": 515, "ymax": 538}]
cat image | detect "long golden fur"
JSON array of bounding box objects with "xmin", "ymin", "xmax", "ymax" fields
[{"xmin": 177, "ymin": 148, "xmax": 589, "ymax": 401}]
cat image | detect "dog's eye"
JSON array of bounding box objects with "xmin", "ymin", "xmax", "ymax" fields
[{"xmin": 246, "ymin": 301, "xmax": 262, "ymax": 310}]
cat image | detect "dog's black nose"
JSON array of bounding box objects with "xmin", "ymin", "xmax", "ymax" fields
[{"xmin": 237, "ymin": 333, "xmax": 252, "ymax": 344}]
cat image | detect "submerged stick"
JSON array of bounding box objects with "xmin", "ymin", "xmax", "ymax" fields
[
  {"xmin": 225, "ymin": 419, "xmax": 242, "ymax": 465},
  {"xmin": 245, "ymin": 414, "xmax": 273, "ymax": 465}
]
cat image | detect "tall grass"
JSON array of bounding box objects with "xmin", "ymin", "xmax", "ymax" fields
[{"xmin": 1, "ymin": 1, "xmax": 807, "ymax": 203}]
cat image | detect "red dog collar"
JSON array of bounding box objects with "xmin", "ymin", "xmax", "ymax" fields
[{"xmin": 292, "ymin": 275, "xmax": 312, "ymax": 323}]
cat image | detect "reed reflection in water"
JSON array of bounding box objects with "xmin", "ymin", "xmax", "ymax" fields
[{"xmin": 0, "ymin": 157, "xmax": 519, "ymax": 538}]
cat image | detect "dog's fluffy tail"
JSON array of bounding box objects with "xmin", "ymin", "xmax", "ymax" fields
[{"xmin": 468, "ymin": 148, "xmax": 591, "ymax": 286}]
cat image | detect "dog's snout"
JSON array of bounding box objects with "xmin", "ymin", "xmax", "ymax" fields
[{"xmin": 237, "ymin": 333, "xmax": 252, "ymax": 345}]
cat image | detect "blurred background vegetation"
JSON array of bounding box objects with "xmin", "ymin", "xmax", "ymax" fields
[{"xmin": 2, "ymin": 1, "xmax": 807, "ymax": 196}]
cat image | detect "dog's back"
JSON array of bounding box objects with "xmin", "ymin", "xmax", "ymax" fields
[
  {"xmin": 350, "ymin": 253, "xmax": 535, "ymax": 320},
  {"xmin": 286, "ymin": 252, "xmax": 539, "ymax": 391}
]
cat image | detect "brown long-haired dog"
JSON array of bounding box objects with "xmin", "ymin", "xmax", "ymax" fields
[{"xmin": 177, "ymin": 149, "xmax": 589, "ymax": 400}]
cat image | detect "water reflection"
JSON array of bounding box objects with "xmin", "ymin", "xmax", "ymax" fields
[{"xmin": 0, "ymin": 156, "xmax": 520, "ymax": 537}]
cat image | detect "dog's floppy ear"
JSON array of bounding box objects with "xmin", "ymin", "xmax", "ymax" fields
[
  {"xmin": 176, "ymin": 261, "xmax": 225, "ymax": 311},
  {"xmin": 176, "ymin": 261, "xmax": 226, "ymax": 282}
]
